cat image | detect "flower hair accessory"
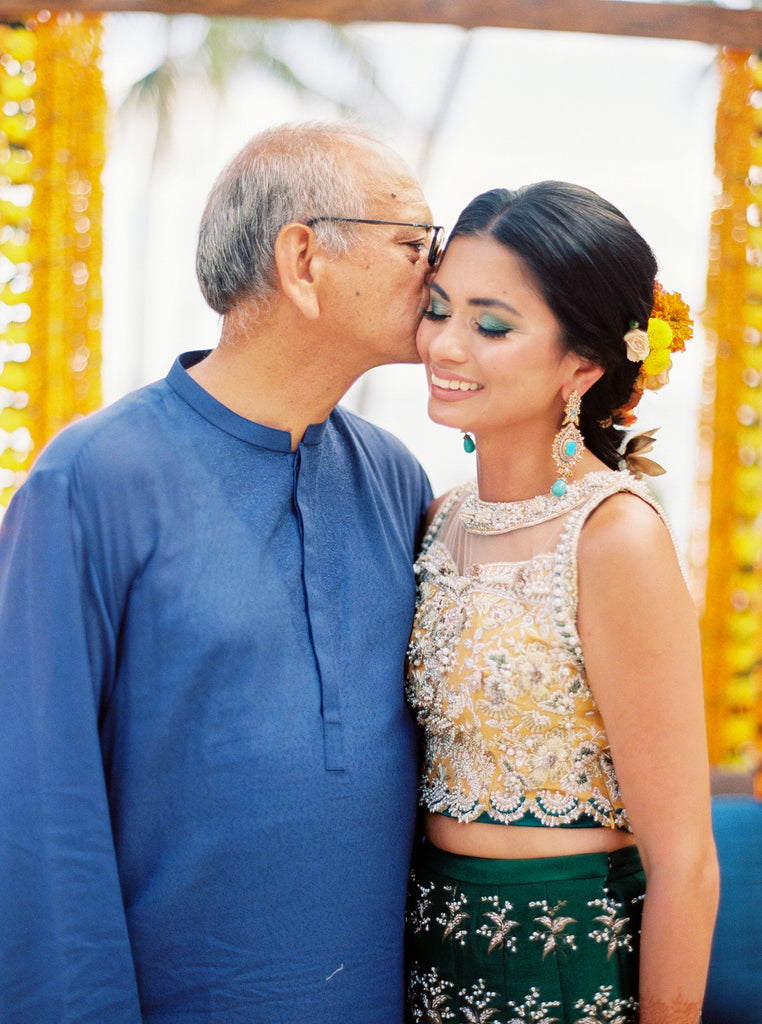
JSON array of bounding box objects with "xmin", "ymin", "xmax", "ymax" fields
[
  {"xmin": 623, "ymin": 324, "xmax": 650, "ymax": 362},
  {"xmin": 616, "ymin": 282, "xmax": 693, "ymax": 427},
  {"xmin": 621, "ymin": 428, "xmax": 666, "ymax": 479}
]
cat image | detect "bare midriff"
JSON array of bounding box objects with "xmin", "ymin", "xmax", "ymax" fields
[{"xmin": 424, "ymin": 811, "xmax": 638, "ymax": 859}]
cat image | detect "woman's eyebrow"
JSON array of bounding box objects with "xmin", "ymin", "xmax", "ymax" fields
[
  {"xmin": 431, "ymin": 281, "xmax": 520, "ymax": 317},
  {"xmin": 468, "ymin": 297, "xmax": 521, "ymax": 316}
]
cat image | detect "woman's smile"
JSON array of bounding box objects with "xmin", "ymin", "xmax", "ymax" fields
[{"xmin": 429, "ymin": 369, "xmax": 483, "ymax": 396}]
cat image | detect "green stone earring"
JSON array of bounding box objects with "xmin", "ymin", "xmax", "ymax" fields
[
  {"xmin": 551, "ymin": 391, "xmax": 584, "ymax": 497},
  {"xmin": 462, "ymin": 432, "xmax": 476, "ymax": 454}
]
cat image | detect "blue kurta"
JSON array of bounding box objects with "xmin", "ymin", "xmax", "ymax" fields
[{"xmin": 0, "ymin": 352, "xmax": 432, "ymax": 1024}]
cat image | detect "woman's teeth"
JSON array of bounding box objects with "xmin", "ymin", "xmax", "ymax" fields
[{"xmin": 431, "ymin": 372, "xmax": 481, "ymax": 392}]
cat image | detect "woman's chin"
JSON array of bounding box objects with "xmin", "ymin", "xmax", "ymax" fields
[{"xmin": 426, "ymin": 401, "xmax": 466, "ymax": 432}]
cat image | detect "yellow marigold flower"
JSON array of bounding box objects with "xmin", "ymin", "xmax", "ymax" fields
[
  {"xmin": 0, "ymin": 26, "xmax": 37, "ymax": 63},
  {"xmin": 0, "ymin": 147, "xmax": 33, "ymax": 183},
  {"xmin": 0, "ymin": 70, "xmax": 35, "ymax": 103},
  {"xmin": 651, "ymin": 282, "xmax": 692, "ymax": 351},
  {"xmin": 1, "ymin": 113, "xmax": 33, "ymax": 146},
  {"xmin": 642, "ymin": 348, "xmax": 671, "ymax": 375},
  {"xmin": 722, "ymin": 712, "xmax": 757, "ymax": 749},
  {"xmin": 0, "ymin": 236, "xmax": 30, "ymax": 263},
  {"xmin": 731, "ymin": 527, "xmax": 762, "ymax": 565},
  {"xmin": 647, "ymin": 318, "xmax": 673, "ymax": 350}
]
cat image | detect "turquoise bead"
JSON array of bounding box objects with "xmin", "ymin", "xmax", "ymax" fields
[
  {"xmin": 462, "ymin": 433, "xmax": 476, "ymax": 453},
  {"xmin": 551, "ymin": 479, "xmax": 567, "ymax": 498},
  {"xmin": 564, "ymin": 440, "xmax": 577, "ymax": 458}
]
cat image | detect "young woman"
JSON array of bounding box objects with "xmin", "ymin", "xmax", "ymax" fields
[{"xmin": 405, "ymin": 183, "xmax": 719, "ymax": 1024}]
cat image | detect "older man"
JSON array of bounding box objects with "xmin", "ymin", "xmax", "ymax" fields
[{"xmin": 0, "ymin": 123, "xmax": 441, "ymax": 1023}]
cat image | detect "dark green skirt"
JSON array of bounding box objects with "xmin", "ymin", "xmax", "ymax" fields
[{"xmin": 406, "ymin": 839, "xmax": 645, "ymax": 1023}]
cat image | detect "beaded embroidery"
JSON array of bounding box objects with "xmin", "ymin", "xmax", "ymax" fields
[
  {"xmin": 406, "ymin": 470, "xmax": 664, "ymax": 829},
  {"xmin": 458, "ymin": 473, "xmax": 612, "ymax": 535}
]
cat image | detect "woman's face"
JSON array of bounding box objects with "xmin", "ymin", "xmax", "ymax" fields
[{"xmin": 416, "ymin": 234, "xmax": 582, "ymax": 445}]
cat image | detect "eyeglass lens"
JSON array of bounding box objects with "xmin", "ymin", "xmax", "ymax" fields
[{"xmin": 428, "ymin": 227, "xmax": 445, "ymax": 270}]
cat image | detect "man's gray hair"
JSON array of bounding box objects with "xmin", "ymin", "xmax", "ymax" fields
[{"xmin": 196, "ymin": 122, "xmax": 378, "ymax": 315}]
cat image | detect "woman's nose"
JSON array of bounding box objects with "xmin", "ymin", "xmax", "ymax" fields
[{"xmin": 427, "ymin": 323, "xmax": 468, "ymax": 364}]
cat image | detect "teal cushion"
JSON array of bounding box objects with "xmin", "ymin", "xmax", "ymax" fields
[{"xmin": 703, "ymin": 795, "xmax": 762, "ymax": 1024}]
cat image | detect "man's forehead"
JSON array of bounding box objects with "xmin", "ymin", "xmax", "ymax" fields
[
  {"xmin": 374, "ymin": 189, "xmax": 433, "ymax": 225},
  {"xmin": 352, "ymin": 142, "xmax": 432, "ymax": 222},
  {"xmin": 367, "ymin": 177, "xmax": 433, "ymax": 225}
]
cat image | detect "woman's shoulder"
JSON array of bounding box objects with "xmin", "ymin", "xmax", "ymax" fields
[
  {"xmin": 577, "ymin": 477, "xmax": 675, "ymax": 571},
  {"xmin": 424, "ymin": 481, "xmax": 473, "ymax": 529},
  {"xmin": 424, "ymin": 492, "xmax": 449, "ymax": 529}
]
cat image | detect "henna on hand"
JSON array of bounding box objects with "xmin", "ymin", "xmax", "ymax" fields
[{"xmin": 639, "ymin": 994, "xmax": 703, "ymax": 1024}]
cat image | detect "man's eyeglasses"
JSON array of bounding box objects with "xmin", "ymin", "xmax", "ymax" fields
[{"xmin": 306, "ymin": 217, "xmax": 446, "ymax": 270}]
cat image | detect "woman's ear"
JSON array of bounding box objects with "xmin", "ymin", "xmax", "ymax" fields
[
  {"xmin": 568, "ymin": 356, "xmax": 605, "ymax": 399},
  {"xmin": 273, "ymin": 222, "xmax": 322, "ymax": 320}
]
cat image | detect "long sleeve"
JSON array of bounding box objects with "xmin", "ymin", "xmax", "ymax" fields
[
  {"xmin": 0, "ymin": 361, "xmax": 432, "ymax": 1022},
  {"xmin": 0, "ymin": 469, "xmax": 143, "ymax": 1024}
]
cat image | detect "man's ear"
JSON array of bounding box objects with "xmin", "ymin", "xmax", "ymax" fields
[{"xmin": 274, "ymin": 222, "xmax": 322, "ymax": 320}]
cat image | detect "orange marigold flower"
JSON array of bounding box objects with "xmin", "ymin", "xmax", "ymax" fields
[{"xmin": 650, "ymin": 282, "xmax": 693, "ymax": 351}]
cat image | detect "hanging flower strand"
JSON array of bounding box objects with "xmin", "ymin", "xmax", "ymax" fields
[{"xmin": 617, "ymin": 281, "xmax": 693, "ymax": 426}]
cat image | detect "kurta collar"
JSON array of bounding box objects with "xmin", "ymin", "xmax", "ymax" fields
[{"xmin": 168, "ymin": 352, "xmax": 329, "ymax": 450}]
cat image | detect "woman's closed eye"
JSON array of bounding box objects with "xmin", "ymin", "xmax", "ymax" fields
[
  {"xmin": 423, "ymin": 296, "xmax": 451, "ymax": 321},
  {"xmin": 476, "ymin": 314, "xmax": 512, "ymax": 337}
]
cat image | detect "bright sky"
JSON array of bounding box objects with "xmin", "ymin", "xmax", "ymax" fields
[{"xmin": 100, "ymin": 14, "xmax": 720, "ymax": 553}]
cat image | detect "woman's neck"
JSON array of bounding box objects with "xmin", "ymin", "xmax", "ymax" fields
[{"xmin": 474, "ymin": 432, "xmax": 608, "ymax": 503}]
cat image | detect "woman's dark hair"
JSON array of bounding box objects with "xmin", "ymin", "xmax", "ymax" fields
[{"xmin": 448, "ymin": 182, "xmax": 658, "ymax": 469}]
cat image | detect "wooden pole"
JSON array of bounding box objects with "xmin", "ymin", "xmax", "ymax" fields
[{"xmin": 0, "ymin": 0, "xmax": 761, "ymax": 49}]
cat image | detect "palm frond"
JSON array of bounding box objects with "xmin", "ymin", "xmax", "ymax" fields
[{"xmin": 117, "ymin": 14, "xmax": 404, "ymax": 144}]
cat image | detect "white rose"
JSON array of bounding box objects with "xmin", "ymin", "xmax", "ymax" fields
[{"xmin": 624, "ymin": 327, "xmax": 650, "ymax": 362}]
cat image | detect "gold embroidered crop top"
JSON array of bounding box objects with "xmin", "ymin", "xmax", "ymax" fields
[{"xmin": 405, "ymin": 470, "xmax": 663, "ymax": 831}]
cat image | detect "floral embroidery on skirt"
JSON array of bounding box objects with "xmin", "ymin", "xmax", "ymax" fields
[{"xmin": 406, "ymin": 841, "xmax": 644, "ymax": 1024}]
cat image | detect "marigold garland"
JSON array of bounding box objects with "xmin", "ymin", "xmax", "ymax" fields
[
  {"xmin": 0, "ymin": 13, "xmax": 104, "ymax": 514},
  {"xmin": 692, "ymin": 48, "xmax": 762, "ymax": 773}
]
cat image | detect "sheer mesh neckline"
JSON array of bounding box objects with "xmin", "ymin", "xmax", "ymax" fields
[{"xmin": 458, "ymin": 471, "xmax": 617, "ymax": 536}]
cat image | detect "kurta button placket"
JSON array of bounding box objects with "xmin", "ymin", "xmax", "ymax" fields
[{"xmin": 294, "ymin": 428, "xmax": 345, "ymax": 771}]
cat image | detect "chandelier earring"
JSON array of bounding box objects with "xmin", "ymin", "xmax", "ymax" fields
[{"xmin": 551, "ymin": 391, "xmax": 584, "ymax": 497}]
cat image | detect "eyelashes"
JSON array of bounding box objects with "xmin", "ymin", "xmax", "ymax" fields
[
  {"xmin": 476, "ymin": 315, "xmax": 512, "ymax": 338},
  {"xmin": 422, "ymin": 307, "xmax": 513, "ymax": 338}
]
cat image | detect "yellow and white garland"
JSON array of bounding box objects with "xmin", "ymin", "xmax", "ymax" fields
[
  {"xmin": 0, "ymin": 14, "xmax": 105, "ymax": 513},
  {"xmin": 694, "ymin": 48, "xmax": 762, "ymax": 773}
]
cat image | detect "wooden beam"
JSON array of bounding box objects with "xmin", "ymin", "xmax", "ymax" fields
[{"xmin": 1, "ymin": 0, "xmax": 760, "ymax": 49}]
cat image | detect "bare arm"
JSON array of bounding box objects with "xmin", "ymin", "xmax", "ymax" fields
[{"xmin": 577, "ymin": 493, "xmax": 719, "ymax": 1024}]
